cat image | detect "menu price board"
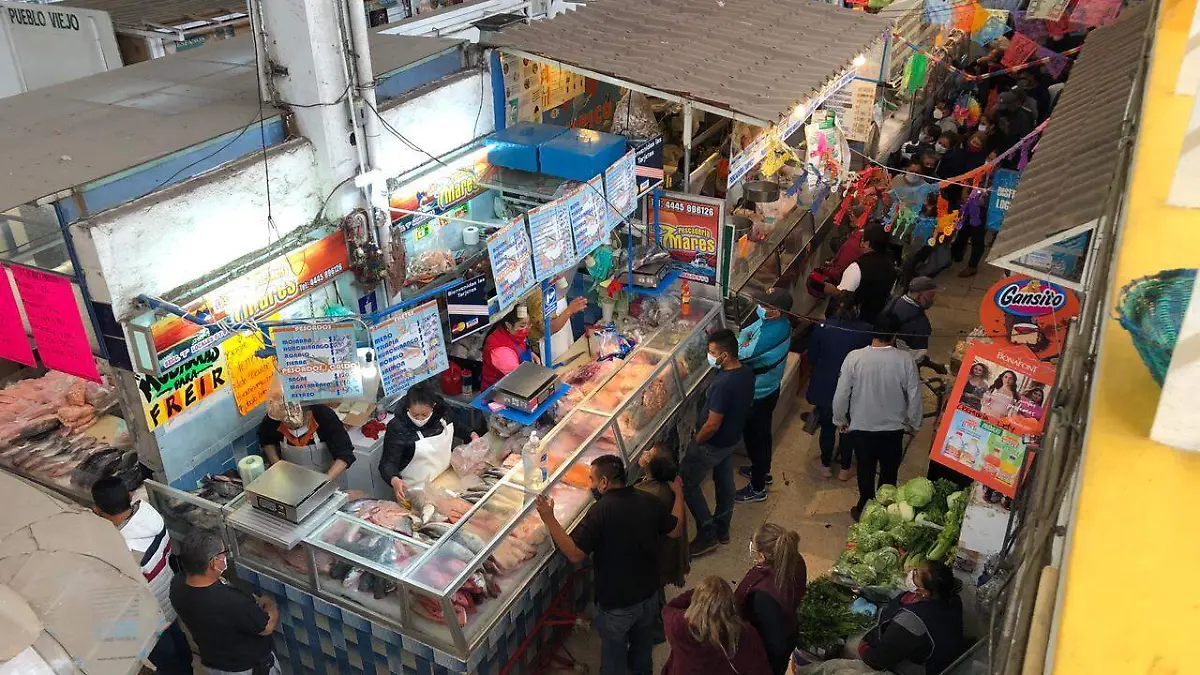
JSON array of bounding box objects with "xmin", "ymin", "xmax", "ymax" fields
[
  {"xmin": 930, "ymin": 343, "xmax": 1056, "ymax": 498},
  {"xmin": 604, "ymin": 150, "xmax": 637, "ymax": 234},
  {"xmin": 10, "ymin": 266, "xmax": 100, "ymax": 382},
  {"xmin": 658, "ymin": 192, "xmax": 724, "ymax": 285},
  {"xmin": 370, "ymin": 300, "xmax": 448, "ymax": 397},
  {"xmin": 564, "ymin": 177, "xmax": 607, "ymax": 257},
  {"xmin": 273, "ymin": 322, "xmax": 363, "ymax": 402},
  {"xmin": 224, "ymin": 332, "xmax": 277, "ymax": 416},
  {"xmin": 528, "ymin": 201, "xmax": 576, "ymax": 281},
  {"xmin": 487, "ymin": 217, "xmax": 537, "ymax": 312},
  {"xmin": 0, "ymin": 268, "xmax": 34, "ymax": 366}
]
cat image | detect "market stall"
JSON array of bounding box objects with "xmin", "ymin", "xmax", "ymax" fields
[{"xmin": 142, "ymin": 291, "xmax": 723, "ymax": 673}]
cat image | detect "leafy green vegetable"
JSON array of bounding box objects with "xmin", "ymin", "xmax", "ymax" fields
[
  {"xmin": 903, "ymin": 552, "xmax": 926, "ymax": 571},
  {"xmin": 875, "ymin": 484, "xmax": 899, "ymax": 506},
  {"xmin": 862, "ymin": 547, "xmax": 901, "ymax": 577},
  {"xmin": 931, "ymin": 479, "xmax": 961, "ymax": 508},
  {"xmin": 897, "ymin": 502, "xmax": 916, "ymax": 522},
  {"xmin": 898, "ymin": 477, "xmax": 934, "ymax": 508},
  {"xmin": 947, "ymin": 490, "xmax": 967, "ymax": 510},
  {"xmin": 856, "ymin": 531, "xmax": 894, "ymax": 553},
  {"xmin": 797, "ymin": 577, "xmax": 875, "ymax": 651},
  {"xmin": 889, "ymin": 522, "xmax": 939, "ymax": 553},
  {"xmin": 862, "ymin": 502, "xmax": 890, "ymax": 530},
  {"xmin": 846, "ymin": 563, "xmax": 877, "ymax": 586},
  {"xmin": 916, "ymin": 511, "xmax": 944, "ymax": 526}
]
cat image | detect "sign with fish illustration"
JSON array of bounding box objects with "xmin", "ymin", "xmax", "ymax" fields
[
  {"xmin": 980, "ymin": 275, "xmax": 1079, "ymax": 360},
  {"xmin": 136, "ymin": 347, "xmax": 229, "ymax": 430},
  {"xmin": 371, "ymin": 299, "xmax": 448, "ymax": 397},
  {"xmin": 149, "ymin": 230, "xmax": 349, "ymax": 374},
  {"xmin": 564, "ymin": 176, "xmax": 607, "ymax": 257},
  {"xmin": 273, "ymin": 321, "xmax": 363, "ymax": 402},
  {"xmin": 527, "ymin": 200, "xmax": 576, "ymax": 281},
  {"xmin": 487, "ymin": 217, "xmax": 537, "ymax": 312},
  {"xmin": 603, "ymin": 149, "xmax": 638, "ymax": 235},
  {"xmin": 446, "ymin": 275, "xmax": 490, "ymax": 342},
  {"xmin": 657, "ymin": 192, "xmax": 724, "ymax": 285}
]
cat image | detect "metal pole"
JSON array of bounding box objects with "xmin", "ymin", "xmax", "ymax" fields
[{"xmin": 683, "ymin": 103, "xmax": 694, "ymax": 192}]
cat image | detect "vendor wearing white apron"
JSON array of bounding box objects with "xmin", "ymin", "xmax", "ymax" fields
[
  {"xmin": 259, "ymin": 396, "xmax": 355, "ymax": 485},
  {"xmin": 528, "ymin": 275, "xmax": 589, "ymax": 364},
  {"xmin": 380, "ymin": 382, "xmax": 476, "ymax": 502}
]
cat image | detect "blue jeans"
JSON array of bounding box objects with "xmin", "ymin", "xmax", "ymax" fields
[
  {"xmin": 594, "ymin": 594, "xmax": 658, "ymax": 675},
  {"xmin": 681, "ymin": 443, "xmax": 734, "ymax": 541}
]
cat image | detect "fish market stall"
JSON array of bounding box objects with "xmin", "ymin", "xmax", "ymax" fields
[
  {"xmin": 142, "ymin": 295, "xmax": 723, "ymax": 674},
  {"xmin": 0, "ymin": 368, "xmax": 137, "ymax": 505}
]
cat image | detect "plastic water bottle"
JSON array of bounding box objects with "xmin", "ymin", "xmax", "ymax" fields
[{"xmin": 521, "ymin": 432, "xmax": 544, "ymax": 490}]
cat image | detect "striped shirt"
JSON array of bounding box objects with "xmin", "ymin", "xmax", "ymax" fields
[{"xmin": 121, "ymin": 502, "xmax": 176, "ymax": 623}]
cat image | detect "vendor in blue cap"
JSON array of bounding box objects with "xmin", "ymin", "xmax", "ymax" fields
[{"xmin": 734, "ymin": 287, "xmax": 794, "ymax": 504}]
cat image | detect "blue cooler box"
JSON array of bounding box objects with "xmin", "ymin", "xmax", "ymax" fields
[
  {"xmin": 488, "ymin": 122, "xmax": 569, "ymax": 173},
  {"xmin": 539, "ymin": 129, "xmax": 628, "ymax": 182}
]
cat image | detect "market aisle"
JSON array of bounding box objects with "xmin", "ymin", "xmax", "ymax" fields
[{"xmin": 558, "ymin": 264, "xmax": 1004, "ymax": 673}]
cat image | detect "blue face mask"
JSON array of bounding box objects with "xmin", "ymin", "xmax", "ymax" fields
[
  {"xmin": 756, "ymin": 306, "xmax": 768, "ymax": 321},
  {"xmin": 707, "ymin": 353, "xmax": 720, "ymax": 369}
]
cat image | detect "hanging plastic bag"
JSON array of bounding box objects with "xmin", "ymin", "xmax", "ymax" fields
[
  {"xmin": 449, "ymin": 435, "xmax": 492, "ymax": 477},
  {"xmin": 406, "ymin": 223, "xmax": 456, "ymax": 285}
]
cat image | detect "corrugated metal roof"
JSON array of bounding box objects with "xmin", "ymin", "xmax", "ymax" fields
[
  {"xmin": 481, "ymin": 0, "xmax": 891, "ymax": 125},
  {"xmin": 60, "ymin": 0, "xmax": 248, "ymax": 30},
  {"xmin": 988, "ymin": 2, "xmax": 1153, "ymax": 265}
]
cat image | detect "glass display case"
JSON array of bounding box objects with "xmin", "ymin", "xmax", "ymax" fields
[
  {"xmin": 144, "ymin": 479, "xmax": 237, "ymax": 545},
  {"xmin": 210, "ymin": 297, "xmax": 725, "ymax": 660}
]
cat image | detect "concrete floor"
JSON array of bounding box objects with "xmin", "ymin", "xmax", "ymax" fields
[{"xmin": 555, "ymin": 263, "xmax": 1006, "ymax": 674}]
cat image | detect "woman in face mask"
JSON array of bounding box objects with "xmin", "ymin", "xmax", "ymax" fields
[
  {"xmin": 857, "ymin": 560, "xmax": 965, "ymax": 674},
  {"xmin": 259, "ymin": 392, "xmax": 355, "ymax": 483},
  {"xmin": 480, "ymin": 307, "xmax": 535, "ymax": 391},
  {"xmin": 379, "ymin": 382, "xmax": 476, "ymax": 503}
]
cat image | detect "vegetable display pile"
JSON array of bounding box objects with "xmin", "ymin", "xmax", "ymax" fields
[
  {"xmin": 796, "ymin": 577, "xmax": 875, "ymax": 652},
  {"xmin": 835, "ymin": 478, "xmax": 968, "ymax": 588}
]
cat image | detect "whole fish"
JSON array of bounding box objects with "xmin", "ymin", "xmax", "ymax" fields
[{"xmin": 342, "ymin": 567, "xmax": 364, "ymax": 589}]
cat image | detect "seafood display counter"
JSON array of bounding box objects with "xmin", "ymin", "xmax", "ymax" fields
[{"xmin": 145, "ymin": 299, "xmax": 724, "ymax": 674}]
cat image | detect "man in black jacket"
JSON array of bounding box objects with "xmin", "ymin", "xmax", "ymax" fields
[
  {"xmin": 824, "ymin": 224, "xmax": 897, "ymax": 323},
  {"xmin": 883, "ymin": 276, "xmax": 939, "ymax": 366}
]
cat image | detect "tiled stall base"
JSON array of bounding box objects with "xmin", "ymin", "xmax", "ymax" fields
[{"xmin": 236, "ymin": 555, "xmax": 588, "ymax": 675}]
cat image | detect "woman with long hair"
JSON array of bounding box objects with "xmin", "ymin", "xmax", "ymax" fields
[
  {"xmin": 959, "ymin": 362, "xmax": 991, "ymax": 411},
  {"xmin": 662, "ymin": 576, "xmax": 772, "ymax": 675},
  {"xmin": 734, "ymin": 524, "xmax": 807, "ymax": 675},
  {"xmin": 636, "ymin": 444, "xmax": 689, "ymax": 644},
  {"xmin": 859, "ymin": 561, "xmax": 966, "ymax": 673},
  {"xmin": 979, "ymin": 369, "xmax": 1019, "ymax": 418}
]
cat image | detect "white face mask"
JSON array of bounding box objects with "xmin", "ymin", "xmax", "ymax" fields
[
  {"xmin": 978, "ymin": 123, "xmax": 989, "ymax": 133},
  {"xmin": 904, "ymin": 570, "xmax": 919, "ymax": 592},
  {"xmin": 408, "ymin": 412, "xmax": 431, "ymax": 427},
  {"xmin": 933, "ymin": 109, "xmax": 945, "ymax": 120},
  {"xmin": 906, "ymin": 174, "xmax": 924, "ymax": 185},
  {"xmin": 934, "ymin": 143, "xmax": 948, "ymax": 154}
]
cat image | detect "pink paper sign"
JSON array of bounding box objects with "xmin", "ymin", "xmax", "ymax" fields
[
  {"xmin": 1002, "ymin": 33, "xmax": 1040, "ymax": 68},
  {"xmin": 0, "ymin": 268, "xmax": 34, "ymax": 367},
  {"xmin": 10, "ymin": 266, "xmax": 100, "ymax": 382},
  {"xmin": 1071, "ymin": 0, "xmax": 1120, "ymax": 27}
]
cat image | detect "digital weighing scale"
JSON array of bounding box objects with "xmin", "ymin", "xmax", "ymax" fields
[
  {"xmin": 244, "ymin": 461, "xmax": 339, "ymax": 523},
  {"xmin": 615, "ymin": 260, "xmax": 671, "ymax": 289},
  {"xmin": 493, "ymin": 362, "xmax": 560, "ymax": 413}
]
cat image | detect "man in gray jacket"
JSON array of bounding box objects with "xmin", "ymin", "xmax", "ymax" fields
[{"xmin": 833, "ymin": 314, "xmax": 923, "ymax": 520}]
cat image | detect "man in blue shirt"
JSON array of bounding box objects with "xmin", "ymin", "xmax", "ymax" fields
[
  {"xmin": 734, "ymin": 288, "xmax": 794, "ymax": 503},
  {"xmin": 682, "ymin": 328, "xmax": 756, "ymax": 557}
]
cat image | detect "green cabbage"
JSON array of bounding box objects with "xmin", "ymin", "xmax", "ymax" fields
[
  {"xmin": 862, "ymin": 547, "xmax": 901, "ymax": 577},
  {"xmin": 847, "ymin": 563, "xmax": 877, "ymax": 586},
  {"xmin": 856, "ymin": 531, "xmax": 894, "ymax": 553},
  {"xmin": 898, "ymin": 502, "xmax": 916, "ymax": 522},
  {"xmin": 862, "ymin": 502, "xmax": 891, "ymax": 531},
  {"xmin": 947, "ymin": 490, "xmax": 967, "ymax": 511},
  {"xmin": 898, "ymin": 477, "xmax": 935, "ymax": 508},
  {"xmin": 875, "ymin": 484, "xmax": 899, "ymax": 505}
]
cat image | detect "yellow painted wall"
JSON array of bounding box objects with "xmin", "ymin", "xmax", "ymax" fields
[{"xmin": 1052, "ymin": 0, "xmax": 1200, "ymax": 672}]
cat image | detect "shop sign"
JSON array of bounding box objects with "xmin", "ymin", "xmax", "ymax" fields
[
  {"xmin": 447, "ymin": 275, "xmax": 490, "ymax": 342},
  {"xmin": 388, "ymin": 148, "xmax": 489, "ymax": 231},
  {"xmin": 224, "ymin": 332, "xmax": 276, "ymax": 416},
  {"xmin": 370, "ymin": 299, "xmax": 448, "ymax": 397},
  {"xmin": 273, "ymin": 322, "xmax": 363, "ymax": 402},
  {"xmin": 0, "ymin": 269, "xmax": 34, "ymax": 367},
  {"xmin": 980, "ymin": 275, "xmax": 1080, "ymax": 360},
  {"xmin": 986, "ymin": 169, "xmax": 1020, "ymax": 231},
  {"xmin": 487, "ymin": 217, "xmax": 537, "ymax": 312},
  {"xmin": 151, "ymin": 230, "xmax": 350, "ymax": 372},
  {"xmin": 931, "ymin": 343, "xmax": 1056, "ymax": 498},
  {"xmin": 136, "ymin": 347, "xmax": 229, "ymax": 430},
  {"xmin": 10, "ymin": 265, "xmax": 100, "ymax": 382},
  {"xmin": 728, "ymin": 67, "xmax": 857, "ymax": 187},
  {"xmin": 658, "ymin": 192, "xmax": 724, "ymax": 285},
  {"xmin": 634, "ymin": 135, "xmax": 665, "ymax": 192}
]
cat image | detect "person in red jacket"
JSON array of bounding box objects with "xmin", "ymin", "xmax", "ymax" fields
[
  {"xmin": 480, "ymin": 307, "xmax": 534, "ymax": 391},
  {"xmin": 662, "ymin": 576, "xmax": 773, "ymax": 675},
  {"xmin": 734, "ymin": 524, "xmax": 808, "ymax": 675}
]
